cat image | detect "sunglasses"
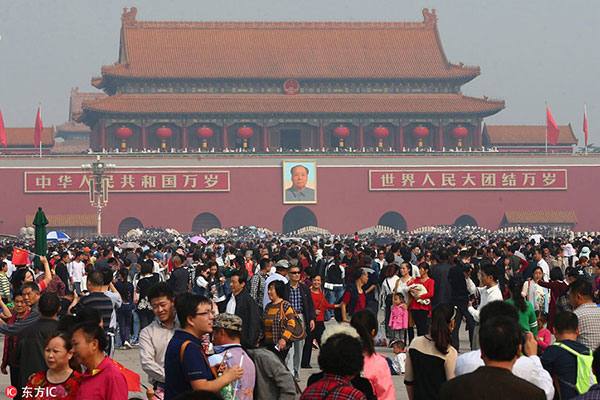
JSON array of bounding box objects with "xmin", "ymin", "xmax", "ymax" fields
[{"xmin": 289, "ymin": 271, "xmax": 301, "ymax": 274}]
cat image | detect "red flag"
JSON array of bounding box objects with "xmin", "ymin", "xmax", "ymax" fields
[
  {"xmin": 0, "ymin": 109, "xmax": 6, "ymax": 147},
  {"xmin": 11, "ymin": 248, "xmax": 30, "ymax": 265},
  {"xmin": 111, "ymin": 359, "xmax": 141, "ymax": 392},
  {"xmin": 584, "ymin": 106, "xmax": 587, "ymax": 147},
  {"xmin": 546, "ymin": 106, "xmax": 560, "ymax": 145},
  {"xmin": 34, "ymin": 106, "xmax": 43, "ymax": 147}
]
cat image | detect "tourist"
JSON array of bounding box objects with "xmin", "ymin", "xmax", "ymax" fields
[
  {"xmin": 248, "ymin": 258, "xmax": 270, "ymax": 309},
  {"xmin": 245, "ymin": 346, "xmax": 298, "ymax": 400},
  {"xmin": 164, "ymin": 293, "xmax": 243, "ymax": 400},
  {"xmin": 571, "ymin": 345, "xmax": 600, "ymax": 399},
  {"xmin": 263, "ymin": 260, "xmax": 289, "ymax": 309},
  {"xmin": 535, "ymin": 248, "xmax": 551, "ymax": 282},
  {"xmin": 25, "ymin": 333, "xmax": 81, "ymax": 400},
  {"xmin": 218, "ymin": 270, "xmax": 261, "ymax": 349},
  {"xmin": 114, "ymin": 268, "xmax": 136, "ymax": 349},
  {"xmin": 381, "ymin": 263, "xmax": 400, "ymax": 339},
  {"xmin": 351, "ymin": 310, "xmax": 395, "ymax": 400},
  {"xmin": 1, "ymin": 291, "xmax": 30, "ymax": 398},
  {"xmin": 389, "ymin": 293, "xmax": 409, "ymax": 341},
  {"xmin": 209, "ymin": 313, "xmax": 256, "ymax": 400},
  {"xmin": 0, "ymin": 282, "xmax": 43, "ymax": 337},
  {"xmin": 441, "ymin": 315, "xmax": 546, "ymax": 400},
  {"xmin": 261, "ymin": 280, "xmax": 296, "ymax": 361},
  {"xmin": 468, "ymin": 262, "xmax": 502, "ymax": 349},
  {"xmin": 301, "ymin": 329, "xmax": 368, "ymax": 400},
  {"xmin": 523, "ymin": 266, "xmax": 550, "ymax": 312},
  {"xmin": 405, "ymin": 303, "xmax": 457, "ymax": 400},
  {"xmin": 322, "ymin": 250, "xmax": 345, "ymax": 320},
  {"xmin": 68, "ymin": 252, "xmax": 86, "ymax": 295},
  {"xmin": 309, "ymin": 274, "xmax": 340, "ymax": 348},
  {"xmin": 139, "ymin": 283, "xmax": 178, "ymax": 399},
  {"xmin": 449, "ymin": 251, "xmax": 476, "ymax": 351},
  {"xmin": 542, "ymin": 311, "xmax": 594, "ymax": 399},
  {"xmin": 283, "ymin": 264, "xmax": 315, "ymax": 374},
  {"xmin": 505, "ymin": 276, "xmax": 538, "ymax": 336},
  {"xmin": 536, "ymin": 311, "xmax": 552, "ymax": 352},
  {"xmin": 570, "ymin": 279, "xmax": 600, "ymax": 351},
  {"xmin": 340, "ymin": 268, "xmax": 369, "ymax": 323},
  {"xmin": 167, "ymin": 254, "xmax": 189, "ymax": 295},
  {"xmin": 17, "ymin": 292, "xmax": 61, "ymax": 390},
  {"xmin": 430, "ymin": 249, "xmax": 452, "ymax": 308},
  {"xmin": 454, "ymin": 300, "xmax": 555, "ymax": 399},
  {"xmin": 136, "ymin": 259, "xmax": 161, "ymax": 330},
  {"xmin": 408, "ymin": 262, "xmax": 434, "ymax": 336},
  {"xmin": 388, "ymin": 340, "xmax": 407, "ymax": 376}
]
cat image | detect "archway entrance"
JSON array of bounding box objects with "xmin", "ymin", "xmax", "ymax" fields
[
  {"xmin": 118, "ymin": 217, "xmax": 143, "ymax": 236},
  {"xmin": 191, "ymin": 212, "xmax": 221, "ymax": 233},
  {"xmin": 282, "ymin": 206, "xmax": 317, "ymax": 234},
  {"xmin": 378, "ymin": 211, "xmax": 407, "ymax": 232},
  {"xmin": 454, "ymin": 215, "xmax": 478, "ymax": 227}
]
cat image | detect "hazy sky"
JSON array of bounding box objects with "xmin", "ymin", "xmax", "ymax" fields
[{"xmin": 1, "ymin": 1, "xmax": 598, "ymax": 144}]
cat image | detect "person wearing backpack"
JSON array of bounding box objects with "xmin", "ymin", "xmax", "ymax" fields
[
  {"xmin": 542, "ymin": 311, "xmax": 597, "ymax": 399},
  {"xmin": 572, "ymin": 346, "xmax": 600, "ymax": 399}
]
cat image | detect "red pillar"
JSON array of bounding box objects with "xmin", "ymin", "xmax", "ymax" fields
[
  {"xmin": 478, "ymin": 120, "xmax": 482, "ymax": 149},
  {"xmin": 359, "ymin": 121, "xmax": 364, "ymax": 149},
  {"xmin": 399, "ymin": 121, "xmax": 404, "ymax": 151},
  {"xmin": 319, "ymin": 120, "xmax": 324, "ymax": 149},
  {"xmin": 101, "ymin": 122, "xmax": 106, "ymax": 150},
  {"xmin": 182, "ymin": 120, "xmax": 187, "ymax": 149},
  {"xmin": 438, "ymin": 120, "xmax": 443, "ymax": 151},
  {"xmin": 263, "ymin": 121, "xmax": 268, "ymax": 151},
  {"xmin": 222, "ymin": 120, "xmax": 228, "ymax": 150},
  {"xmin": 142, "ymin": 121, "xmax": 146, "ymax": 149}
]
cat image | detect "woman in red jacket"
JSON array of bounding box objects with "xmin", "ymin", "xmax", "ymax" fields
[
  {"xmin": 309, "ymin": 274, "xmax": 340, "ymax": 347},
  {"xmin": 408, "ymin": 262, "xmax": 435, "ymax": 336}
]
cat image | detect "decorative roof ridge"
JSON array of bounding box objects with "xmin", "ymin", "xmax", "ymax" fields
[{"xmin": 120, "ymin": 6, "xmax": 438, "ymax": 30}]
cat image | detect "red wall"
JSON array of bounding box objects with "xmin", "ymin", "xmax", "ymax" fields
[{"xmin": 1, "ymin": 158, "xmax": 598, "ymax": 235}]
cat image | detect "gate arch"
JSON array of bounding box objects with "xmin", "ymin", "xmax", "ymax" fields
[
  {"xmin": 191, "ymin": 212, "xmax": 222, "ymax": 233},
  {"xmin": 454, "ymin": 215, "xmax": 478, "ymax": 227},
  {"xmin": 118, "ymin": 217, "xmax": 144, "ymax": 237},
  {"xmin": 282, "ymin": 206, "xmax": 318, "ymax": 234},
  {"xmin": 378, "ymin": 211, "xmax": 407, "ymax": 232}
]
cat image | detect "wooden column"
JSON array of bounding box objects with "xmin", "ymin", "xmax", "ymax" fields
[
  {"xmin": 359, "ymin": 121, "xmax": 364, "ymax": 149},
  {"xmin": 263, "ymin": 120, "xmax": 268, "ymax": 151},
  {"xmin": 182, "ymin": 120, "xmax": 187, "ymax": 149},
  {"xmin": 438, "ymin": 120, "xmax": 443, "ymax": 151},
  {"xmin": 319, "ymin": 119, "xmax": 324, "ymax": 149},
  {"xmin": 101, "ymin": 122, "xmax": 106, "ymax": 150},
  {"xmin": 142, "ymin": 121, "xmax": 146, "ymax": 149},
  {"xmin": 478, "ymin": 120, "xmax": 482, "ymax": 149},
  {"xmin": 398, "ymin": 121, "xmax": 404, "ymax": 151},
  {"xmin": 222, "ymin": 119, "xmax": 228, "ymax": 149}
]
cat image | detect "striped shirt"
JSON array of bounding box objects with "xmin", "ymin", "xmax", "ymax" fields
[
  {"xmin": 0, "ymin": 273, "xmax": 10, "ymax": 299},
  {"xmin": 262, "ymin": 300, "xmax": 296, "ymax": 345},
  {"xmin": 76, "ymin": 292, "xmax": 114, "ymax": 331}
]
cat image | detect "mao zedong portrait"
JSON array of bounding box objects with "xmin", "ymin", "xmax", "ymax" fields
[{"xmin": 284, "ymin": 165, "xmax": 315, "ymax": 202}]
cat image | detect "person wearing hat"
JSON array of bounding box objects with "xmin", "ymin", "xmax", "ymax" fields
[
  {"xmin": 262, "ymin": 259, "xmax": 288, "ymax": 309},
  {"xmin": 209, "ymin": 314, "xmax": 256, "ymax": 400}
]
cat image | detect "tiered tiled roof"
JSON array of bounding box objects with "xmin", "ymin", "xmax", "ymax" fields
[
  {"xmin": 485, "ymin": 125, "xmax": 578, "ymax": 145},
  {"xmin": 83, "ymin": 93, "xmax": 504, "ymax": 115},
  {"xmin": 98, "ymin": 8, "xmax": 480, "ymax": 81},
  {"xmin": 4, "ymin": 127, "xmax": 54, "ymax": 146},
  {"xmin": 503, "ymin": 210, "xmax": 578, "ymax": 225},
  {"xmin": 69, "ymin": 87, "xmax": 107, "ymax": 120}
]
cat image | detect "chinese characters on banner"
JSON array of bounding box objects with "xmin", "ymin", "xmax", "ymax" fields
[
  {"xmin": 24, "ymin": 170, "xmax": 230, "ymax": 193},
  {"xmin": 369, "ymin": 169, "xmax": 567, "ymax": 191}
]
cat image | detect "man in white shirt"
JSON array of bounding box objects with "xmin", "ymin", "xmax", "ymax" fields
[
  {"xmin": 455, "ymin": 300, "xmax": 554, "ymax": 400},
  {"xmin": 68, "ymin": 252, "xmax": 86, "ymax": 295},
  {"xmin": 468, "ymin": 263, "xmax": 503, "ymax": 350},
  {"xmin": 139, "ymin": 283, "xmax": 179, "ymax": 399},
  {"xmin": 534, "ymin": 248, "xmax": 550, "ymax": 282}
]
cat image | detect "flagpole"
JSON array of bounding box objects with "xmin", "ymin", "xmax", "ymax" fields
[{"xmin": 545, "ymin": 101, "xmax": 548, "ymax": 155}]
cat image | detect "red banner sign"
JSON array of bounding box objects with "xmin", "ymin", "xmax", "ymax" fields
[
  {"xmin": 369, "ymin": 169, "xmax": 567, "ymax": 191},
  {"xmin": 24, "ymin": 170, "xmax": 230, "ymax": 193}
]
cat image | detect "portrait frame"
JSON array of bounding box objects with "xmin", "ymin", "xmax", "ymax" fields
[{"xmin": 282, "ymin": 160, "xmax": 317, "ymax": 204}]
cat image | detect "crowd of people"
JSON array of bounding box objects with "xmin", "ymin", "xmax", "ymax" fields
[{"xmin": 0, "ymin": 230, "xmax": 599, "ymax": 399}]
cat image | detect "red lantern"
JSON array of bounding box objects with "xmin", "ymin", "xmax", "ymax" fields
[
  {"xmin": 196, "ymin": 126, "xmax": 213, "ymax": 148},
  {"xmin": 237, "ymin": 126, "xmax": 253, "ymax": 148},
  {"xmin": 452, "ymin": 125, "xmax": 468, "ymax": 147},
  {"xmin": 115, "ymin": 125, "xmax": 132, "ymax": 149},
  {"xmin": 412, "ymin": 125, "xmax": 429, "ymax": 147},
  {"xmin": 333, "ymin": 125, "xmax": 350, "ymax": 147},
  {"xmin": 155, "ymin": 126, "xmax": 172, "ymax": 149},
  {"xmin": 372, "ymin": 125, "xmax": 389, "ymax": 148}
]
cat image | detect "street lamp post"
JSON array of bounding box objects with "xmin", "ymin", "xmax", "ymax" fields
[{"xmin": 81, "ymin": 156, "xmax": 115, "ymax": 237}]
